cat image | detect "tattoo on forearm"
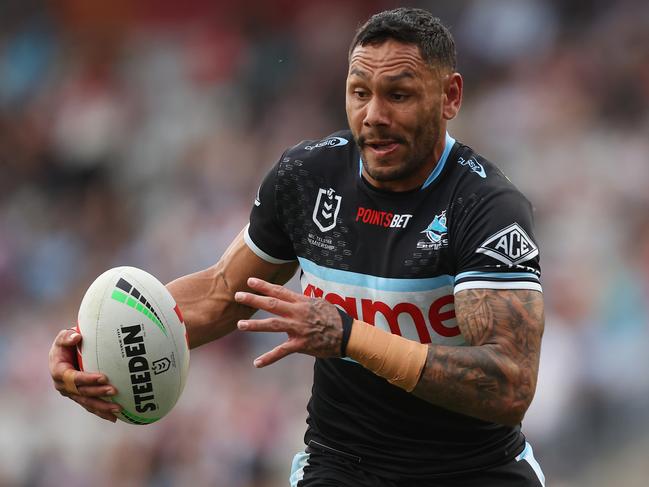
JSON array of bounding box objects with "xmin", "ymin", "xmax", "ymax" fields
[{"xmin": 413, "ymin": 289, "xmax": 544, "ymax": 425}]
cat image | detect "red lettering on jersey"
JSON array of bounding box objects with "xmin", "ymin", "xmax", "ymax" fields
[
  {"xmin": 361, "ymin": 300, "xmax": 432, "ymax": 343},
  {"xmin": 303, "ymin": 284, "xmax": 459, "ymax": 341},
  {"xmin": 304, "ymin": 284, "xmax": 324, "ymax": 298},
  {"xmin": 428, "ymin": 295, "xmax": 458, "ymax": 337},
  {"xmin": 324, "ymin": 292, "xmax": 358, "ymax": 319},
  {"xmin": 355, "ymin": 207, "xmax": 411, "ymax": 229}
]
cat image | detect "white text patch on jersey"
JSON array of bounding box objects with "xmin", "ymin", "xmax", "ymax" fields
[
  {"xmin": 299, "ymin": 257, "xmax": 465, "ymax": 346},
  {"xmin": 476, "ymin": 223, "xmax": 538, "ymax": 266}
]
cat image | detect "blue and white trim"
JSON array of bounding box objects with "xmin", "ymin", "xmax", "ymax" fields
[
  {"xmin": 289, "ymin": 451, "xmax": 310, "ymax": 487},
  {"xmin": 298, "ymin": 257, "xmax": 453, "ymax": 291},
  {"xmin": 421, "ymin": 132, "xmax": 456, "ymax": 189},
  {"xmin": 455, "ymin": 280, "xmax": 543, "ymax": 293},
  {"xmin": 516, "ymin": 442, "xmax": 545, "ymax": 486},
  {"xmin": 456, "ymin": 271, "xmax": 540, "ymax": 282},
  {"xmin": 454, "ymin": 270, "xmax": 542, "ymax": 294},
  {"xmin": 243, "ymin": 224, "xmax": 296, "ymax": 264}
]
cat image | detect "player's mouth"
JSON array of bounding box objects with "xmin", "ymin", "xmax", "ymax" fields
[{"xmin": 364, "ymin": 139, "xmax": 400, "ymax": 157}]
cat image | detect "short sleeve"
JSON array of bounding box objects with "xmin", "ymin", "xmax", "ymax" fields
[
  {"xmin": 451, "ymin": 188, "xmax": 541, "ymax": 294},
  {"xmin": 244, "ymin": 158, "xmax": 297, "ymax": 264}
]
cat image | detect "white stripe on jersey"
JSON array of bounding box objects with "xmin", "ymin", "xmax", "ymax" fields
[
  {"xmin": 244, "ymin": 224, "xmax": 297, "ymax": 264},
  {"xmin": 454, "ymin": 280, "xmax": 543, "ymax": 294}
]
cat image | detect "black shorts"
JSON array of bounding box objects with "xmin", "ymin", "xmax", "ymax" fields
[{"xmin": 289, "ymin": 440, "xmax": 545, "ymax": 487}]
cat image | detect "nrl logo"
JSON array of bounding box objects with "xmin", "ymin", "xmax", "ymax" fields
[
  {"xmin": 477, "ymin": 223, "xmax": 538, "ymax": 266},
  {"xmin": 152, "ymin": 357, "xmax": 172, "ymax": 375},
  {"xmin": 312, "ymin": 188, "xmax": 342, "ymax": 232}
]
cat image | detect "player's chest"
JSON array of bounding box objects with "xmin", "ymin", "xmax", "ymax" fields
[{"xmin": 294, "ymin": 184, "xmax": 454, "ymax": 279}]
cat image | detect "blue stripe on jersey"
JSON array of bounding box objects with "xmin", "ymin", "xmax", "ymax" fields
[
  {"xmin": 516, "ymin": 442, "xmax": 545, "ymax": 486},
  {"xmin": 455, "ymin": 271, "xmax": 540, "ymax": 282},
  {"xmin": 298, "ymin": 257, "xmax": 454, "ymax": 292},
  {"xmin": 358, "ymin": 132, "xmax": 456, "ymax": 190},
  {"xmin": 289, "ymin": 451, "xmax": 310, "ymax": 487},
  {"xmin": 421, "ymin": 132, "xmax": 456, "ymax": 189}
]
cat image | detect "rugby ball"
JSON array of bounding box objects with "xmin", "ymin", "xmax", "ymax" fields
[{"xmin": 77, "ymin": 266, "xmax": 190, "ymax": 425}]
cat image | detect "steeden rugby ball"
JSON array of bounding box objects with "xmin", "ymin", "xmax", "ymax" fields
[{"xmin": 77, "ymin": 266, "xmax": 190, "ymax": 424}]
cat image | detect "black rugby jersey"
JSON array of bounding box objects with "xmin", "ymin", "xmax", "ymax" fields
[{"xmin": 245, "ymin": 130, "xmax": 542, "ymax": 479}]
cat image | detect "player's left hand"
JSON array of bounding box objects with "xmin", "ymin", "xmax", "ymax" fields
[{"xmin": 235, "ymin": 277, "xmax": 343, "ymax": 367}]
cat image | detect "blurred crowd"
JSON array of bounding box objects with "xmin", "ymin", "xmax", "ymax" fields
[{"xmin": 1, "ymin": 0, "xmax": 648, "ymax": 486}]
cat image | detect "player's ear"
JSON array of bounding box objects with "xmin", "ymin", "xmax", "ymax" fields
[{"xmin": 442, "ymin": 72, "xmax": 462, "ymax": 121}]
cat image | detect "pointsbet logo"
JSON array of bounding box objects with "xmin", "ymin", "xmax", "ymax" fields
[{"xmin": 355, "ymin": 207, "xmax": 413, "ymax": 228}]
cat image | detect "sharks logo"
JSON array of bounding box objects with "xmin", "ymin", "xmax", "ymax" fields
[{"xmin": 417, "ymin": 211, "xmax": 449, "ymax": 250}]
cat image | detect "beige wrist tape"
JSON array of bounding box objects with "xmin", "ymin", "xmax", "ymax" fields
[
  {"xmin": 346, "ymin": 320, "xmax": 429, "ymax": 392},
  {"xmin": 63, "ymin": 369, "xmax": 80, "ymax": 395}
]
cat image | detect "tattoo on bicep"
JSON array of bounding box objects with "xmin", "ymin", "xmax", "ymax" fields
[
  {"xmin": 414, "ymin": 289, "xmax": 544, "ymax": 422},
  {"xmin": 455, "ymin": 290, "xmax": 494, "ymax": 345}
]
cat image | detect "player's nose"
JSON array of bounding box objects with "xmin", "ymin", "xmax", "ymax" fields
[{"xmin": 363, "ymin": 97, "xmax": 390, "ymax": 128}]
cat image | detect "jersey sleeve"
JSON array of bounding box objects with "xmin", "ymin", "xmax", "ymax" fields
[
  {"xmin": 451, "ymin": 187, "xmax": 542, "ymax": 294},
  {"xmin": 244, "ymin": 157, "xmax": 297, "ymax": 264}
]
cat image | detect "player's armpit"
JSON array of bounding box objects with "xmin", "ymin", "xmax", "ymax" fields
[
  {"xmin": 166, "ymin": 228, "xmax": 298, "ymax": 349},
  {"xmin": 413, "ymin": 289, "xmax": 544, "ymax": 426}
]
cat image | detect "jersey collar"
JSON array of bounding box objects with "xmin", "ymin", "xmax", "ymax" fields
[{"xmin": 358, "ymin": 132, "xmax": 456, "ymax": 190}]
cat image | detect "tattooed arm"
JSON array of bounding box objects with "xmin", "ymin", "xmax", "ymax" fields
[{"xmin": 412, "ymin": 289, "xmax": 544, "ymax": 426}]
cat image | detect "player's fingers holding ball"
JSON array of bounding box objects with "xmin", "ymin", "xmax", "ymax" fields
[
  {"xmin": 76, "ymin": 384, "xmax": 118, "ymax": 398},
  {"xmin": 62, "ymin": 369, "xmax": 80, "ymax": 395},
  {"xmin": 71, "ymin": 394, "xmax": 121, "ymax": 418},
  {"xmin": 54, "ymin": 327, "xmax": 81, "ymax": 347}
]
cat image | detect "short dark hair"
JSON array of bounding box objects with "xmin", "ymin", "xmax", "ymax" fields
[{"xmin": 349, "ymin": 8, "xmax": 456, "ymax": 71}]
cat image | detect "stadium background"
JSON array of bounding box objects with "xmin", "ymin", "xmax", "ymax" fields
[{"xmin": 1, "ymin": 0, "xmax": 648, "ymax": 485}]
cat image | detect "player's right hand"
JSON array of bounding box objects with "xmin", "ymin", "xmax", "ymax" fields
[{"xmin": 49, "ymin": 328, "xmax": 121, "ymax": 423}]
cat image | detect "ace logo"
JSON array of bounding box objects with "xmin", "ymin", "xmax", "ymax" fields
[
  {"xmin": 313, "ymin": 188, "xmax": 342, "ymax": 232},
  {"xmin": 476, "ymin": 223, "xmax": 538, "ymax": 266}
]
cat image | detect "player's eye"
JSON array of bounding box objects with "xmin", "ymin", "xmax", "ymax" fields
[
  {"xmin": 390, "ymin": 93, "xmax": 409, "ymax": 102},
  {"xmin": 353, "ymin": 90, "xmax": 369, "ymax": 99}
]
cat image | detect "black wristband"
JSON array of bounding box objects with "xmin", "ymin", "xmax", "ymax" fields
[{"xmin": 337, "ymin": 308, "xmax": 354, "ymax": 357}]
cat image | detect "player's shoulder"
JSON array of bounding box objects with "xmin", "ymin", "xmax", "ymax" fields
[
  {"xmin": 450, "ymin": 141, "xmax": 530, "ymax": 204},
  {"xmin": 281, "ymin": 129, "xmax": 356, "ymax": 167}
]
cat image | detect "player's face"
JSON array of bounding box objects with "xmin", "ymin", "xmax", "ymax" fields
[{"xmin": 346, "ymin": 40, "xmax": 457, "ymax": 191}]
